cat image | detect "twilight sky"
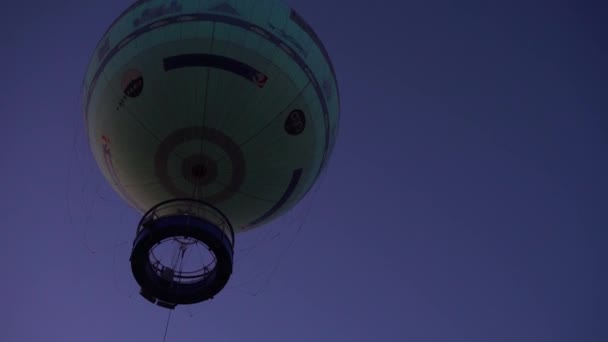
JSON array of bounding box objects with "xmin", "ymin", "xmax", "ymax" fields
[{"xmin": 1, "ymin": 0, "xmax": 607, "ymax": 341}]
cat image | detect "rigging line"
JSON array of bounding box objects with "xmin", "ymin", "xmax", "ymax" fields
[
  {"xmin": 112, "ymin": 239, "xmax": 132, "ymax": 299},
  {"xmin": 253, "ymin": 212, "xmax": 304, "ymax": 295},
  {"xmin": 81, "ymin": 195, "xmax": 99, "ymax": 254},
  {"xmin": 162, "ymin": 309, "xmax": 173, "ymax": 342},
  {"xmin": 191, "ymin": 69, "xmax": 210, "ymax": 200},
  {"xmin": 251, "ymin": 178, "xmax": 323, "ymax": 295}
]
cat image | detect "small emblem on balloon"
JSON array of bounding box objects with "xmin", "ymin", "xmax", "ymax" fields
[
  {"xmin": 252, "ymin": 72, "xmax": 268, "ymax": 88},
  {"xmin": 284, "ymin": 109, "xmax": 306, "ymax": 135},
  {"xmin": 121, "ymin": 69, "xmax": 144, "ymax": 98}
]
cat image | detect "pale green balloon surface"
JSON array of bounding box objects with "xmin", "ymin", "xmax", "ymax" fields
[{"xmin": 83, "ymin": 0, "xmax": 339, "ymax": 232}]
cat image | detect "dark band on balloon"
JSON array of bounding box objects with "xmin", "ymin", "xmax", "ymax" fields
[
  {"xmin": 163, "ymin": 54, "xmax": 268, "ymax": 88},
  {"xmin": 249, "ymin": 168, "xmax": 303, "ymax": 226},
  {"xmin": 154, "ymin": 126, "xmax": 246, "ymax": 203},
  {"xmin": 288, "ymin": 9, "xmax": 337, "ymax": 97}
]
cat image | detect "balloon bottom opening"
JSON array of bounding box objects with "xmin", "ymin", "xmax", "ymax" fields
[{"xmin": 130, "ymin": 199, "xmax": 234, "ymax": 309}]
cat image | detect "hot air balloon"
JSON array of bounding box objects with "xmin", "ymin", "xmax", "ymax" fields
[{"xmin": 83, "ymin": 0, "xmax": 339, "ymax": 309}]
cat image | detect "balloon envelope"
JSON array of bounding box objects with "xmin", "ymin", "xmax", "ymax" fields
[{"xmin": 83, "ymin": 0, "xmax": 340, "ymax": 233}]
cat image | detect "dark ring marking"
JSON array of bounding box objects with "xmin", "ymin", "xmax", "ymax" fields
[
  {"xmin": 249, "ymin": 168, "xmax": 303, "ymax": 226},
  {"xmin": 154, "ymin": 126, "xmax": 245, "ymax": 203},
  {"xmin": 121, "ymin": 69, "xmax": 144, "ymax": 97}
]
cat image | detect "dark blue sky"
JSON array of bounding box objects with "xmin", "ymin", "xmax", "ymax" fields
[{"xmin": 1, "ymin": 1, "xmax": 606, "ymax": 341}]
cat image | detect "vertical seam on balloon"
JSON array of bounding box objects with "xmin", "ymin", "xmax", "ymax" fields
[{"xmin": 197, "ymin": 22, "xmax": 215, "ymax": 200}]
